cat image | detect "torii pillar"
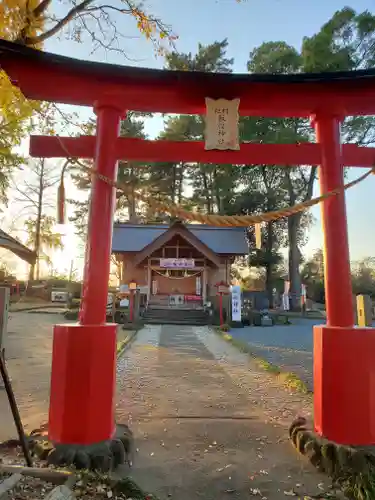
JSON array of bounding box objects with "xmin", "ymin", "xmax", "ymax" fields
[
  {"xmin": 312, "ymin": 114, "xmax": 375, "ymax": 445},
  {"xmin": 48, "ymin": 101, "xmax": 123, "ymax": 451}
]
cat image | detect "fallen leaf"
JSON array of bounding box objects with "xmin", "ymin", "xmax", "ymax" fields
[{"xmin": 283, "ymin": 490, "xmax": 296, "ymax": 497}]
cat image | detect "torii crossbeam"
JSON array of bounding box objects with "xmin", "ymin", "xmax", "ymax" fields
[
  {"xmin": 29, "ymin": 135, "xmax": 375, "ymax": 167},
  {"xmin": 1, "ymin": 38, "xmax": 375, "ymax": 464}
]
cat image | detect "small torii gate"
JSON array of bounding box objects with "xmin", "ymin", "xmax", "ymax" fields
[{"xmin": 1, "ymin": 39, "xmax": 375, "ymax": 457}]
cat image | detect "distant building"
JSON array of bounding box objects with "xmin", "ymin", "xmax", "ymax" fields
[{"xmin": 111, "ymin": 221, "xmax": 248, "ymax": 308}]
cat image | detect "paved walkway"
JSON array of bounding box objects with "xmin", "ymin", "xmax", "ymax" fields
[
  {"xmin": 116, "ymin": 325, "xmax": 328, "ymax": 500},
  {"xmin": 229, "ymin": 319, "xmax": 327, "ymax": 391},
  {"xmin": 0, "ymin": 312, "xmax": 61, "ymax": 441}
]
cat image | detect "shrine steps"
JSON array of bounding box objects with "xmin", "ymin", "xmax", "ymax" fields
[{"xmin": 143, "ymin": 307, "xmax": 209, "ymax": 326}]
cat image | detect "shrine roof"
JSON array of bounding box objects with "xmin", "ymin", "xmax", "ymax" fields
[
  {"xmin": 112, "ymin": 223, "xmax": 248, "ymax": 255},
  {"xmin": 2, "ymin": 39, "xmax": 375, "ymax": 116},
  {"xmin": 0, "ymin": 230, "xmax": 36, "ymax": 265}
]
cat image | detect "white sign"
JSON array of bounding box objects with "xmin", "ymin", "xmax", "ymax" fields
[
  {"xmin": 231, "ymin": 285, "xmax": 242, "ymax": 322},
  {"xmin": 160, "ymin": 258, "xmax": 195, "ymax": 269},
  {"xmin": 282, "ymin": 293, "xmax": 290, "ymax": 311},
  {"xmin": 205, "ymin": 98, "xmax": 240, "ymax": 151},
  {"xmin": 196, "ymin": 276, "xmax": 201, "ymax": 296},
  {"xmin": 106, "ymin": 293, "xmax": 114, "ymax": 313}
]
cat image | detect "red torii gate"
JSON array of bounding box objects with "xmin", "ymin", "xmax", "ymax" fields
[{"xmin": 1, "ymin": 39, "xmax": 375, "ymax": 454}]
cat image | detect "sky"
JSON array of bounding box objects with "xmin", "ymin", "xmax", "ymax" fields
[{"xmin": 5, "ymin": 0, "xmax": 375, "ymax": 277}]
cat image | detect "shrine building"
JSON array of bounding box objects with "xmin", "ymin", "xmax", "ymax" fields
[{"xmin": 111, "ymin": 221, "xmax": 248, "ymax": 308}]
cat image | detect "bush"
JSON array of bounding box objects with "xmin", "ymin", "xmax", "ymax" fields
[
  {"xmin": 230, "ymin": 321, "xmax": 244, "ymax": 328},
  {"xmin": 122, "ymin": 321, "xmax": 144, "ymax": 331},
  {"xmin": 219, "ymin": 323, "xmax": 231, "ymax": 332},
  {"xmin": 64, "ymin": 309, "xmax": 79, "ymax": 320}
]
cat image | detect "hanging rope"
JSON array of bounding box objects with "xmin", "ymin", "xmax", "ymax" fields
[
  {"xmin": 56, "ymin": 135, "xmax": 375, "ymax": 227},
  {"xmin": 152, "ymin": 269, "xmax": 201, "ymax": 279}
]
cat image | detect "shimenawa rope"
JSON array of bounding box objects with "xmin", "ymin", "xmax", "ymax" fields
[{"xmin": 56, "ymin": 134, "xmax": 375, "ymax": 227}]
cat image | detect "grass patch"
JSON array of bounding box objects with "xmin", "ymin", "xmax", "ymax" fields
[
  {"xmin": 116, "ymin": 340, "xmax": 128, "ymax": 355},
  {"xmin": 216, "ymin": 330, "xmax": 309, "ymax": 394},
  {"xmin": 116, "ymin": 328, "xmax": 138, "ymax": 356},
  {"xmin": 338, "ymin": 468, "xmax": 375, "ymax": 500},
  {"xmin": 219, "ymin": 323, "xmax": 231, "ymax": 332}
]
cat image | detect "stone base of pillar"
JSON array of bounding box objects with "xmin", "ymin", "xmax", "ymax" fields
[
  {"xmin": 29, "ymin": 423, "xmax": 133, "ymax": 471},
  {"xmin": 289, "ymin": 416, "xmax": 375, "ymax": 490},
  {"xmin": 314, "ymin": 325, "xmax": 375, "ymax": 445},
  {"xmin": 46, "ymin": 424, "xmax": 134, "ymax": 471},
  {"xmin": 49, "ymin": 323, "xmax": 117, "ymax": 445}
]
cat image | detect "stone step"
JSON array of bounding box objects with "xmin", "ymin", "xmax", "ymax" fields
[
  {"xmin": 143, "ymin": 307, "xmax": 209, "ymax": 326},
  {"xmin": 144, "ymin": 310, "xmax": 206, "ymax": 317},
  {"xmin": 144, "ymin": 318, "xmax": 209, "ymax": 325}
]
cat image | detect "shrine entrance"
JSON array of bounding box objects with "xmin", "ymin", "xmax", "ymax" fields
[
  {"xmin": 3, "ymin": 38, "xmax": 375, "ymax": 457},
  {"xmin": 112, "ymin": 221, "xmax": 242, "ymax": 312},
  {"xmin": 144, "ymin": 234, "xmax": 207, "ymax": 308}
]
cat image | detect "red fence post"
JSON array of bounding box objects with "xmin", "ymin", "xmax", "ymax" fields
[{"xmin": 219, "ymin": 293, "xmax": 223, "ymax": 326}]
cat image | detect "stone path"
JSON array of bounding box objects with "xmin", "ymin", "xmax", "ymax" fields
[
  {"xmin": 116, "ymin": 324, "xmax": 328, "ymax": 500},
  {"xmin": 0, "ymin": 312, "xmax": 60, "ymax": 441}
]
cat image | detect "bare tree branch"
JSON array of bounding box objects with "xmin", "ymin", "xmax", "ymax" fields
[{"xmin": 17, "ymin": 0, "xmax": 95, "ymax": 45}]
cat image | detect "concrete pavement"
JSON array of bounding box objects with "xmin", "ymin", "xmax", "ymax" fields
[
  {"xmin": 229, "ymin": 318, "xmax": 326, "ymax": 390},
  {"xmin": 0, "ymin": 312, "xmax": 60, "ymax": 441},
  {"xmin": 116, "ymin": 324, "xmax": 327, "ymax": 500}
]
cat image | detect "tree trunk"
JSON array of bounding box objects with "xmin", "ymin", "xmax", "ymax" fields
[
  {"xmin": 265, "ymin": 220, "xmax": 274, "ymax": 308},
  {"xmin": 288, "ymin": 213, "xmax": 302, "ymax": 310},
  {"xmin": 29, "ymin": 160, "xmax": 44, "ymax": 281},
  {"xmin": 171, "ymin": 164, "xmax": 177, "ymax": 204},
  {"xmin": 128, "ymin": 166, "xmax": 137, "ymax": 223},
  {"xmin": 212, "ymin": 168, "xmax": 222, "ymax": 213},
  {"xmin": 177, "ymin": 163, "xmax": 184, "ymax": 204},
  {"xmin": 201, "ymin": 172, "xmax": 211, "ymax": 212}
]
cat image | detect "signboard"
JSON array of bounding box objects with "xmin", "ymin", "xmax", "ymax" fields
[
  {"xmin": 205, "ymin": 98, "xmax": 240, "ymax": 151},
  {"xmin": 159, "ymin": 258, "xmax": 195, "ymax": 269},
  {"xmin": 231, "ymin": 285, "xmax": 242, "ymax": 322},
  {"xmin": 282, "ymin": 293, "xmax": 290, "ymax": 311},
  {"xmin": 106, "ymin": 293, "xmax": 114, "ymax": 314},
  {"xmin": 185, "ymin": 295, "xmax": 201, "ymax": 302},
  {"xmin": 282, "ymin": 280, "xmax": 290, "ymax": 311},
  {"xmin": 218, "ymin": 285, "xmax": 229, "ymax": 294}
]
